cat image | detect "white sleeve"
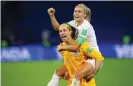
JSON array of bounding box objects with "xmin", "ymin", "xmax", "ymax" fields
[
  {"xmin": 67, "ymin": 20, "xmax": 75, "ymax": 28},
  {"xmin": 76, "ymin": 27, "xmax": 89, "ymax": 44},
  {"xmin": 78, "ymin": 26, "xmax": 89, "ymax": 39},
  {"xmin": 67, "ymin": 20, "xmax": 72, "ymax": 25}
]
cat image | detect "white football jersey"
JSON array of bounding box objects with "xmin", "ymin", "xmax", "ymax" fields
[{"xmin": 68, "ymin": 19, "xmax": 100, "ymax": 52}]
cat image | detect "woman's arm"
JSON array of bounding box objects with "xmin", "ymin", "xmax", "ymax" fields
[
  {"xmin": 57, "ymin": 36, "xmax": 86, "ymax": 52},
  {"xmin": 47, "ymin": 8, "xmax": 60, "ymax": 30}
]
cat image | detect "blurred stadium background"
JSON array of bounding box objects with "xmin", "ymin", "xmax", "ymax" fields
[{"xmin": 1, "ymin": 1, "xmax": 133, "ymax": 86}]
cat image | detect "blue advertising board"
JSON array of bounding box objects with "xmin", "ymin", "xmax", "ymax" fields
[
  {"xmin": 1, "ymin": 45, "xmax": 45, "ymax": 62},
  {"xmin": 1, "ymin": 44, "xmax": 133, "ymax": 62},
  {"xmin": 99, "ymin": 44, "xmax": 133, "ymax": 58}
]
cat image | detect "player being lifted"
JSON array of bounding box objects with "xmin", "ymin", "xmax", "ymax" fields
[{"xmin": 47, "ymin": 3, "xmax": 103, "ymax": 86}]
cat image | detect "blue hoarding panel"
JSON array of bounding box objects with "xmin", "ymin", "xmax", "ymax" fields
[{"xmin": 1, "ymin": 44, "xmax": 133, "ymax": 62}]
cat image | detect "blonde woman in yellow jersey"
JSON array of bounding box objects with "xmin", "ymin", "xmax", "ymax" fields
[
  {"xmin": 60, "ymin": 42, "xmax": 96, "ymax": 86},
  {"xmin": 58, "ymin": 24, "xmax": 104, "ymax": 86},
  {"xmin": 47, "ymin": 23, "xmax": 104, "ymax": 86}
]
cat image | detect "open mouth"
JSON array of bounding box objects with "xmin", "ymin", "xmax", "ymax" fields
[
  {"xmin": 74, "ymin": 16, "xmax": 79, "ymax": 19},
  {"xmin": 61, "ymin": 35, "xmax": 67, "ymax": 39}
]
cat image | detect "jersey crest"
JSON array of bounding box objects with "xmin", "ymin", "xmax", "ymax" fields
[{"xmin": 82, "ymin": 29, "xmax": 87, "ymax": 36}]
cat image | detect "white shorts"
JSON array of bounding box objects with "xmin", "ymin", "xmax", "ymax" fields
[
  {"xmin": 85, "ymin": 59, "xmax": 95, "ymax": 69},
  {"xmin": 85, "ymin": 59, "xmax": 103, "ymax": 69}
]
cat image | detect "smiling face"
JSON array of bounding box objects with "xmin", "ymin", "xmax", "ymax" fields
[
  {"xmin": 59, "ymin": 24, "xmax": 72, "ymax": 42},
  {"xmin": 73, "ymin": 5, "xmax": 86, "ymax": 23}
]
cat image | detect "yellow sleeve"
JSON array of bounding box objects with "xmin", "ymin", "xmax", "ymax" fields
[
  {"xmin": 87, "ymin": 48, "xmax": 104, "ymax": 61},
  {"xmin": 81, "ymin": 42, "xmax": 104, "ymax": 61}
]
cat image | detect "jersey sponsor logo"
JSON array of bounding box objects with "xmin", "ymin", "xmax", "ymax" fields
[{"xmin": 82, "ymin": 29, "xmax": 87, "ymax": 36}]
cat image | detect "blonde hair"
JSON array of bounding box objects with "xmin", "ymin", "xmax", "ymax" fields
[
  {"xmin": 76, "ymin": 3, "xmax": 91, "ymax": 22},
  {"xmin": 60, "ymin": 23, "xmax": 72, "ymax": 31},
  {"xmin": 60, "ymin": 23, "xmax": 78, "ymax": 39}
]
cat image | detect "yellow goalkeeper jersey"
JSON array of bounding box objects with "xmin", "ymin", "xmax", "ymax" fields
[{"xmin": 60, "ymin": 42, "xmax": 104, "ymax": 86}]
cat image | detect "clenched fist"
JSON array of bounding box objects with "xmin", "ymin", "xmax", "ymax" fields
[{"xmin": 47, "ymin": 8, "xmax": 55, "ymax": 16}]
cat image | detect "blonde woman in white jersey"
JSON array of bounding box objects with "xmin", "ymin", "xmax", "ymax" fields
[{"xmin": 47, "ymin": 3, "xmax": 103, "ymax": 86}]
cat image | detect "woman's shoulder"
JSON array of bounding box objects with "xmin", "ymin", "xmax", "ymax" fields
[{"xmin": 83, "ymin": 20, "xmax": 92, "ymax": 27}]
